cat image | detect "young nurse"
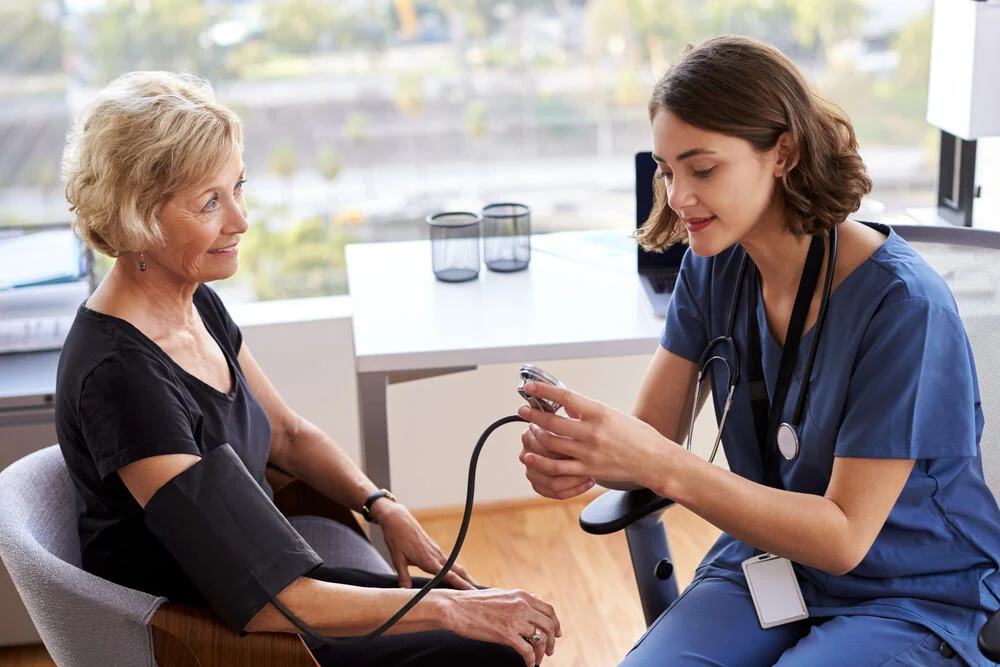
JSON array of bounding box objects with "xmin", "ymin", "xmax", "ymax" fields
[{"xmin": 518, "ymin": 35, "xmax": 1000, "ymax": 666}]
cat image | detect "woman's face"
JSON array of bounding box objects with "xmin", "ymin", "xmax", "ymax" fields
[
  {"xmin": 149, "ymin": 148, "xmax": 248, "ymax": 285},
  {"xmin": 650, "ymin": 108, "xmax": 787, "ymax": 257}
]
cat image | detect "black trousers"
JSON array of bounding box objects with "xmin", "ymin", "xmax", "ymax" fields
[{"xmin": 303, "ymin": 564, "xmax": 523, "ymax": 667}]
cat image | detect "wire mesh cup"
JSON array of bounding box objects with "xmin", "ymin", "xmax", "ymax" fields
[
  {"xmin": 482, "ymin": 202, "xmax": 531, "ymax": 272},
  {"xmin": 427, "ymin": 211, "xmax": 482, "ymax": 283}
]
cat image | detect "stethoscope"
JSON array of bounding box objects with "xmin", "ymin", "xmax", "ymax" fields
[{"xmin": 685, "ymin": 226, "xmax": 838, "ymax": 467}]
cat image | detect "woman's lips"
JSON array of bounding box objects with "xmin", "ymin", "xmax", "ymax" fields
[
  {"xmin": 207, "ymin": 244, "xmax": 238, "ymax": 256},
  {"xmin": 684, "ymin": 215, "xmax": 715, "ymax": 232}
]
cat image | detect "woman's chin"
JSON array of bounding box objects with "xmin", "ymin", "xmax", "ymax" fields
[
  {"xmin": 687, "ymin": 232, "xmax": 731, "ymax": 258},
  {"xmin": 198, "ymin": 260, "xmax": 240, "ymax": 283}
]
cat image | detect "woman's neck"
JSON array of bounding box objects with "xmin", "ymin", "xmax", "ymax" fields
[
  {"xmin": 88, "ymin": 257, "xmax": 200, "ymax": 335},
  {"xmin": 740, "ymin": 213, "xmax": 817, "ymax": 299}
]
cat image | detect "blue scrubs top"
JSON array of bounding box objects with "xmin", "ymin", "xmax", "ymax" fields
[{"xmin": 661, "ymin": 224, "xmax": 1000, "ymax": 666}]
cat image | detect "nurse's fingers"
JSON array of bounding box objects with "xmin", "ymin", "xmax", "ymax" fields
[
  {"xmin": 522, "ymin": 381, "xmax": 601, "ymax": 419},
  {"xmin": 521, "ymin": 425, "xmax": 572, "ymax": 460},
  {"xmin": 516, "ymin": 405, "xmax": 589, "ymax": 442},
  {"xmin": 528, "ymin": 424, "xmax": 586, "ymax": 460},
  {"xmin": 523, "ymin": 452, "xmax": 589, "ymax": 478}
]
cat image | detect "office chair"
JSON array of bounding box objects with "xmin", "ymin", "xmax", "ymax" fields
[
  {"xmin": 579, "ymin": 222, "xmax": 1000, "ymax": 659},
  {"xmin": 0, "ymin": 445, "xmax": 391, "ymax": 667}
]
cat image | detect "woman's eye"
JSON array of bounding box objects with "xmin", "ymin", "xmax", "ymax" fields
[
  {"xmin": 235, "ymin": 178, "xmax": 246, "ymax": 196},
  {"xmin": 203, "ymin": 196, "xmax": 218, "ymax": 212},
  {"xmin": 657, "ymin": 171, "xmax": 673, "ymax": 181},
  {"xmin": 693, "ymin": 167, "xmax": 715, "ymax": 178}
]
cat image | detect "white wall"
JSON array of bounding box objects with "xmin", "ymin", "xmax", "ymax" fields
[
  {"xmin": 978, "ymin": 136, "xmax": 1000, "ymax": 229},
  {"xmin": 231, "ymin": 296, "xmax": 362, "ymax": 465},
  {"xmin": 231, "ymin": 296, "xmax": 723, "ymax": 511}
]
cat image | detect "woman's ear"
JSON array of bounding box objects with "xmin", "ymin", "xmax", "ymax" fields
[{"xmin": 773, "ymin": 132, "xmax": 799, "ymax": 177}]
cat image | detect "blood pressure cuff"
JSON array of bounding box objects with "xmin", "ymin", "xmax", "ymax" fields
[{"xmin": 144, "ymin": 444, "xmax": 323, "ymax": 633}]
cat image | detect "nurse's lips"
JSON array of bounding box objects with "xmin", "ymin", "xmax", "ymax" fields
[{"xmin": 684, "ymin": 215, "xmax": 715, "ymax": 232}]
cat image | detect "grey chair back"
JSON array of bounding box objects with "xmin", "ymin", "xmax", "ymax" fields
[
  {"xmin": 0, "ymin": 445, "xmax": 166, "ymax": 667},
  {"xmin": 894, "ymin": 224, "xmax": 1000, "ymax": 506}
]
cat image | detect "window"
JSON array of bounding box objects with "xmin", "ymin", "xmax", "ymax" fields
[{"xmin": 2, "ymin": 0, "xmax": 936, "ymax": 301}]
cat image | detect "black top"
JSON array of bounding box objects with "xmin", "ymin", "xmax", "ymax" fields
[{"xmin": 55, "ymin": 284, "xmax": 273, "ymax": 604}]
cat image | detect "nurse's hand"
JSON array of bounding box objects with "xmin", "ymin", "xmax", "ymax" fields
[
  {"xmin": 519, "ymin": 419, "xmax": 595, "ymax": 500},
  {"xmin": 516, "ymin": 381, "xmax": 669, "ymax": 489}
]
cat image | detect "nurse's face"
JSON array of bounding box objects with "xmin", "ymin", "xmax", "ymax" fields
[{"xmin": 650, "ymin": 108, "xmax": 787, "ymax": 257}]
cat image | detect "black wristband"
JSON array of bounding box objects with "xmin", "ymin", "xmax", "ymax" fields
[{"xmin": 360, "ymin": 489, "xmax": 397, "ymax": 523}]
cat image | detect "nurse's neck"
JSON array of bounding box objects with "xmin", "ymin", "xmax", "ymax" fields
[{"xmin": 739, "ymin": 212, "xmax": 817, "ymax": 299}]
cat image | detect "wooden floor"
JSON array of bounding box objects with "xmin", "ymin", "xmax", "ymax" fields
[{"xmin": 0, "ymin": 494, "xmax": 719, "ymax": 667}]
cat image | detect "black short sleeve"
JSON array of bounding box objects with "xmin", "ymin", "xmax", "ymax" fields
[
  {"xmin": 194, "ymin": 284, "xmax": 243, "ymax": 357},
  {"xmin": 79, "ymin": 354, "xmax": 201, "ymax": 480}
]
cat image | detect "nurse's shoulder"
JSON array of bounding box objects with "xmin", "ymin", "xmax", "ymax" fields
[{"xmin": 867, "ymin": 225, "xmax": 962, "ymax": 314}]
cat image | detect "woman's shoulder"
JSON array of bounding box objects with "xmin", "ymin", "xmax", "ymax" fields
[
  {"xmin": 57, "ymin": 306, "xmax": 173, "ymax": 397},
  {"xmin": 193, "ymin": 282, "xmax": 226, "ymax": 317},
  {"xmin": 192, "ymin": 283, "xmax": 242, "ymax": 356}
]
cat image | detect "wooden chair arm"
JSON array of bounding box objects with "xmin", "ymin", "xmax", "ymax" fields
[
  {"xmin": 151, "ymin": 603, "xmax": 319, "ymax": 667},
  {"xmin": 266, "ymin": 465, "xmax": 368, "ymax": 541}
]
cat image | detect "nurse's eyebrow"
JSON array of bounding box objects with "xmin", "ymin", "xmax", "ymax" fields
[{"xmin": 651, "ymin": 148, "xmax": 716, "ymax": 164}]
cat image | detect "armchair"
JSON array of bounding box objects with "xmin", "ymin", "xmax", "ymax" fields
[{"xmin": 0, "ymin": 445, "xmax": 385, "ymax": 667}]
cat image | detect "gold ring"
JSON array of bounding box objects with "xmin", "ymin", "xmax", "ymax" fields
[{"xmin": 531, "ymin": 629, "xmax": 542, "ymax": 644}]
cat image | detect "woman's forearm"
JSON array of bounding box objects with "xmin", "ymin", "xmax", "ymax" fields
[
  {"xmin": 274, "ymin": 416, "xmax": 378, "ymax": 513},
  {"xmin": 642, "ymin": 447, "xmax": 858, "ymax": 575},
  {"xmin": 245, "ymin": 576, "xmax": 451, "ymax": 636}
]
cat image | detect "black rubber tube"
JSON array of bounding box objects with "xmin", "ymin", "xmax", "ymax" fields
[{"xmin": 272, "ymin": 414, "xmax": 527, "ymax": 646}]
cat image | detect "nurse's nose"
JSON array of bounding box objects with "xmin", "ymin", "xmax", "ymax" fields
[{"xmin": 666, "ymin": 176, "xmax": 697, "ymax": 211}]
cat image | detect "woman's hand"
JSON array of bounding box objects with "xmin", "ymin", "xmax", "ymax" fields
[
  {"xmin": 516, "ymin": 381, "xmax": 672, "ymax": 490},
  {"xmin": 519, "ymin": 401, "xmax": 595, "ymax": 500},
  {"xmin": 373, "ymin": 501, "xmax": 478, "ymax": 590},
  {"xmin": 438, "ymin": 587, "xmax": 561, "ymax": 666}
]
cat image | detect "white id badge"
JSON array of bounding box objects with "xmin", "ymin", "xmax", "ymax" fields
[{"xmin": 741, "ymin": 553, "xmax": 809, "ymax": 629}]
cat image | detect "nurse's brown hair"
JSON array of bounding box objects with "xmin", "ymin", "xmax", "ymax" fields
[{"xmin": 637, "ymin": 35, "xmax": 872, "ymax": 251}]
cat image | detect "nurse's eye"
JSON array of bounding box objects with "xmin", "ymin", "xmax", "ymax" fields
[
  {"xmin": 692, "ymin": 167, "xmax": 715, "ymax": 178},
  {"xmin": 656, "ymin": 170, "xmax": 673, "ymax": 182}
]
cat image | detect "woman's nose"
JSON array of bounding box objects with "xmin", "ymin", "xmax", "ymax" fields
[
  {"xmin": 667, "ymin": 177, "xmax": 696, "ymax": 211},
  {"xmin": 227, "ymin": 203, "xmax": 249, "ymax": 234}
]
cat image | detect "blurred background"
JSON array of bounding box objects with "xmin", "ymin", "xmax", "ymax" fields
[{"xmin": 1, "ymin": 0, "xmax": 936, "ymax": 302}]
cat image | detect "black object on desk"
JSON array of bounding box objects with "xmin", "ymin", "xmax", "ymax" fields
[
  {"xmin": 636, "ymin": 151, "xmax": 686, "ymax": 317},
  {"xmin": 427, "ymin": 211, "xmax": 482, "ymax": 283},
  {"xmin": 482, "ymin": 202, "xmax": 531, "ymax": 273}
]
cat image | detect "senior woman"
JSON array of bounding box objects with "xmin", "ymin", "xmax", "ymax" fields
[{"xmin": 55, "ymin": 71, "xmax": 558, "ymax": 667}]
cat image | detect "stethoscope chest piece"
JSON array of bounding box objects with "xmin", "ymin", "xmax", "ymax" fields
[{"xmin": 776, "ymin": 423, "xmax": 800, "ymax": 461}]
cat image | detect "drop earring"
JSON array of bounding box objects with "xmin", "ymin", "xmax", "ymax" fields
[{"xmin": 139, "ymin": 252, "xmax": 147, "ymax": 272}]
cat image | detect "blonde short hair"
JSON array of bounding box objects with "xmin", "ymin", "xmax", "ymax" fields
[{"xmin": 62, "ymin": 71, "xmax": 244, "ymax": 257}]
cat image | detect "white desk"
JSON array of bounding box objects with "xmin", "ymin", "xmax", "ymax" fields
[{"xmin": 345, "ymin": 230, "xmax": 665, "ymax": 493}]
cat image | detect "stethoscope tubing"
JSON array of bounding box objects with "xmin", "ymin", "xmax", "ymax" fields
[{"xmin": 688, "ymin": 228, "xmax": 838, "ymax": 465}]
